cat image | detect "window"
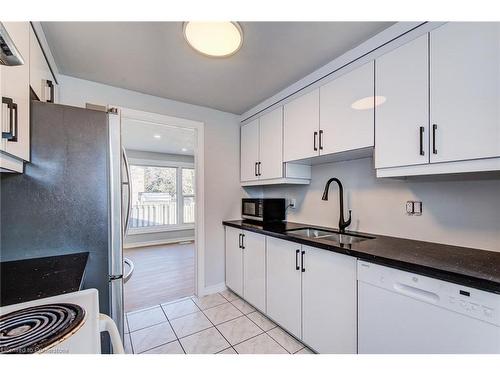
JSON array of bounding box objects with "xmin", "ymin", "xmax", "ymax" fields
[
  {"xmin": 182, "ymin": 168, "xmax": 195, "ymax": 224},
  {"xmin": 129, "ymin": 164, "xmax": 195, "ymax": 231}
]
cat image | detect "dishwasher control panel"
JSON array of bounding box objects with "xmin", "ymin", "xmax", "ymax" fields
[{"xmin": 357, "ymin": 261, "xmax": 500, "ymax": 326}]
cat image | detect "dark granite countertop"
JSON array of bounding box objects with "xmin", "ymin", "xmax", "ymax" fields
[
  {"xmin": 223, "ymin": 220, "xmax": 500, "ymax": 294},
  {"xmin": 0, "ymin": 252, "xmax": 89, "ymax": 307}
]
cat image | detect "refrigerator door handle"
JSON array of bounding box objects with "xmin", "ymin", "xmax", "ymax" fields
[{"xmin": 122, "ymin": 148, "xmax": 132, "ymax": 236}]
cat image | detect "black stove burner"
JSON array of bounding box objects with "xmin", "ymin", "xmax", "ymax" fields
[{"xmin": 0, "ymin": 303, "xmax": 85, "ymax": 354}]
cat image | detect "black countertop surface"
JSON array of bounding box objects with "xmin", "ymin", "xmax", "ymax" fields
[
  {"xmin": 223, "ymin": 220, "xmax": 500, "ymax": 294},
  {"xmin": 0, "ymin": 252, "xmax": 89, "ymax": 307}
]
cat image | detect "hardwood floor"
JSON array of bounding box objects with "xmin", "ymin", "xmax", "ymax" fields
[{"xmin": 124, "ymin": 242, "xmax": 195, "ymax": 313}]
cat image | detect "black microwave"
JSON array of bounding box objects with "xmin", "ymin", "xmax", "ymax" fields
[{"xmin": 242, "ymin": 198, "xmax": 286, "ymax": 223}]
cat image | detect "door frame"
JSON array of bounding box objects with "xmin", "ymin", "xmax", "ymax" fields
[{"xmin": 117, "ymin": 106, "xmax": 205, "ymax": 298}]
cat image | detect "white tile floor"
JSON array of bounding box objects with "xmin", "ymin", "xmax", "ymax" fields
[{"xmin": 124, "ymin": 290, "xmax": 315, "ymax": 354}]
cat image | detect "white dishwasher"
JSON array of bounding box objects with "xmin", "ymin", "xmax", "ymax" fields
[{"xmin": 357, "ymin": 261, "xmax": 500, "ymax": 354}]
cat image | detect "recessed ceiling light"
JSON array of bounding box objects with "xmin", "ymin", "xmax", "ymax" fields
[
  {"xmin": 153, "ymin": 134, "xmax": 161, "ymax": 139},
  {"xmin": 351, "ymin": 96, "xmax": 387, "ymax": 110},
  {"xmin": 183, "ymin": 22, "xmax": 243, "ymax": 58},
  {"xmin": 181, "ymin": 147, "xmax": 188, "ymax": 152}
]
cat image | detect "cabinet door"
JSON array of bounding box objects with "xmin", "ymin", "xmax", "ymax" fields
[
  {"xmin": 225, "ymin": 226, "xmax": 243, "ymax": 296},
  {"xmin": 259, "ymin": 107, "xmax": 283, "ymax": 180},
  {"xmin": 430, "ymin": 23, "xmax": 500, "ymax": 163},
  {"xmin": 29, "ymin": 26, "xmax": 56, "ymax": 103},
  {"xmin": 242, "ymin": 231, "xmax": 266, "ymax": 312},
  {"xmin": 283, "ymin": 89, "xmax": 320, "ymax": 162},
  {"xmin": 375, "ymin": 34, "xmax": 429, "ymax": 169},
  {"xmin": 1, "ymin": 22, "xmax": 30, "ymax": 161},
  {"xmin": 240, "ymin": 119, "xmax": 260, "ymax": 181},
  {"xmin": 320, "ymin": 62, "xmax": 375, "ymax": 155},
  {"xmin": 266, "ymin": 237, "xmax": 302, "ymax": 338},
  {"xmin": 301, "ymin": 246, "xmax": 357, "ymax": 353}
]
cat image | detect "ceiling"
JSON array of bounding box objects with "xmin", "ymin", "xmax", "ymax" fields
[
  {"xmin": 42, "ymin": 22, "xmax": 394, "ymax": 114},
  {"xmin": 122, "ymin": 118, "xmax": 195, "ymax": 155}
]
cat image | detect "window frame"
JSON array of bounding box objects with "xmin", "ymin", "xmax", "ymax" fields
[
  {"xmin": 127, "ymin": 157, "xmax": 195, "ymax": 235},
  {"xmin": 181, "ymin": 167, "xmax": 195, "ymax": 224}
]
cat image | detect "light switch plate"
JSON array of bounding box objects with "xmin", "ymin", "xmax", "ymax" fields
[
  {"xmin": 406, "ymin": 201, "xmax": 423, "ymax": 216},
  {"xmin": 413, "ymin": 201, "xmax": 423, "ymax": 215}
]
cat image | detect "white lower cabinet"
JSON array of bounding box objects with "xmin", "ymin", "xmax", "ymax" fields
[
  {"xmin": 266, "ymin": 237, "xmax": 302, "ymax": 338},
  {"xmin": 301, "ymin": 245, "xmax": 357, "ymax": 353},
  {"xmin": 225, "ymin": 226, "xmax": 243, "ymax": 296},
  {"xmin": 225, "ymin": 227, "xmax": 358, "ymax": 353},
  {"xmin": 242, "ymin": 231, "xmax": 266, "ymax": 312},
  {"xmin": 225, "ymin": 227, "xmax": 266, "ymax": 311}
]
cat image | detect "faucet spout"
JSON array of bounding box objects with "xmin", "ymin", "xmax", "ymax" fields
[{"xmin": 322, "ymin": 177, "xmax": 352, "ymax": 232}]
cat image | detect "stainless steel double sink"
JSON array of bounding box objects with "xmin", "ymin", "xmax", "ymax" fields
[{"xmin": 285, "ymin": 227, "xmax": 373, "ymax": 245}]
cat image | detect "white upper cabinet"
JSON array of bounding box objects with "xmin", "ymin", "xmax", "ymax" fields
[
  {"xmin": 1, "ymin": 22, "xmax": 30, "ymax": 162},
  {"xmin": 29, "ymin": 26, "xmax": 57, "ymax": 103},
  {"xmin": 240, "ymin": 119, "xmax": 260, "ymax": 182},
  {"xmin": 320, "ymin": 61, "xmax": 375, "ymax": 155},
  {"xmin": 283, "ymin": 88, "xmax": 320, "ymax": 162},
  {"xmin": 375, "ymin": 34, "xmax": 429, "ymax": 169},
  {"xmin": 430, "ymin": 22, "xmax": 500, "ymax": 163},
  {"xmin": 259, "ymin": 107, "xmax": 283, "ymax": 180}
]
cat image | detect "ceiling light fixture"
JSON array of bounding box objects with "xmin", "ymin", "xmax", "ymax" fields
[
  {"xmin": 351, "ymin": 96, "xmax": 387, "ymax": 110},
  {"xmin": 153, "ymin": 134, "xmax": 161, "ymax": 139},
  {"xmin": 181, "ymin": 148, "xmax": 188, "ymax": 152},
  {"xmin": 183, "ymin": 22, "xmax": 243, "ymax": 58}
]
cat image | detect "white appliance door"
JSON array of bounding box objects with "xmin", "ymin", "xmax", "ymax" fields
[
  {"xmin": 108, "ymin": 109, "xmax": 124, "ymax": 339},
  {"xmin": 358, "ymin": 261, "xmax": 500, "ymax": 354}
]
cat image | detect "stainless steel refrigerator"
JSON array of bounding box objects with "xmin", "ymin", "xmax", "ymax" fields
[{"xmin": 0, "ymin": 100, "xmax": 127, "ymax": 340}]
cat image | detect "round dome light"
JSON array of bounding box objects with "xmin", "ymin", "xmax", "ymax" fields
[{"xmin": 183, "ymin": 22, "xmax": 243, "ymax": 58}]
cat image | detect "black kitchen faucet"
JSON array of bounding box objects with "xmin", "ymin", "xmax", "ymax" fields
[{"xmin": 322, "ymin": 177, "xmax": 352, "ymax": 232}]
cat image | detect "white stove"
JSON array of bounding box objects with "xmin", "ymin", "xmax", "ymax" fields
[{"xmin": 0, "ymin": 289, "xmax": 124, "ymax": 354}]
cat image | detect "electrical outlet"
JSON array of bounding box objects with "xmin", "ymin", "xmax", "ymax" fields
[
  {"xmin": 406, "ymin": 201, "xmax": 414, "ymax": 215},
  {"xmin": 289, "ymin": 198, "xmax": 297, "ymax": 209}
]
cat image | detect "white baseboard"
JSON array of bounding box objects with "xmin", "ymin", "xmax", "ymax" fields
[
  {"xmin": 199, "ymin": 282, "xmax": 227, "ymax": 296},
  {"xmin": 123, "ymin": 237, "xmax": 194, "ymax": 249}
]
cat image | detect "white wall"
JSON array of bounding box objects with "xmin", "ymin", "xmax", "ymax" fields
[
  {"xmin": 261, "ymin": 157, "xmax": 500, "ymax": 252},
  {"xmin": 58, "ymin": 75, "xmax": 242, "ymax": 288}
]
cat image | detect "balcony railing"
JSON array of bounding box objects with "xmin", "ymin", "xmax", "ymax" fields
[{"xmin": 129, "ymin": 199, "xmax": 194, "ymax": 228}]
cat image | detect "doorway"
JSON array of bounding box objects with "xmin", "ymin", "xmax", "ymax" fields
[{"xmin": 119, "ymin": 108, "xmax": 204, "ymax": 314}]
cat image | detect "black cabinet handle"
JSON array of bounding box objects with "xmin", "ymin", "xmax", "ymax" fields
[
  {"xmin": 419, "ymin": 126, "xmax": 425, "ymax": 156},
  {"xmin": 301, "ymin": 250, "xmax": 305, "ymax": 272},
  {"xmin": 295, "ymin": 249, "xmax": 300, "ymax": 271},
  {"xmin": 257, "ymin": 162, "xmax": 261, "ymax": 176},
  {"xmin": 2, "ymin": 97, "xmax": 17, "ymax": 142},
  {"xmin": 254, "ymin": 162, "xmax": 258, "ymax": 177},
  {"xmin": 241, "ymin": 233, "xmax": 245, "ymax": 249},
  {"xmin": 47, "ymin": 80, "xmax": 54, "ymax": 103},
  {"xmin": 432, "ymin": 124, "xmax": 438, "ymax": 154},
  {"xmin": 238, "ymin": 233, "xmax": 242, "ymax": 249},
  {"xmin": 2, "ymin": 97, "xmax": 13, "ymax": 140},
  {"xmin": 11, "ymin": 102, "xmax": 18, "ymax": 142},
  {"xmin": 313, "ymin": 131, "xmax": 318, "ymax": 151},
  {"xmin": 319, "ymin": 130, "xmax": 323, "ymax": 150}
]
